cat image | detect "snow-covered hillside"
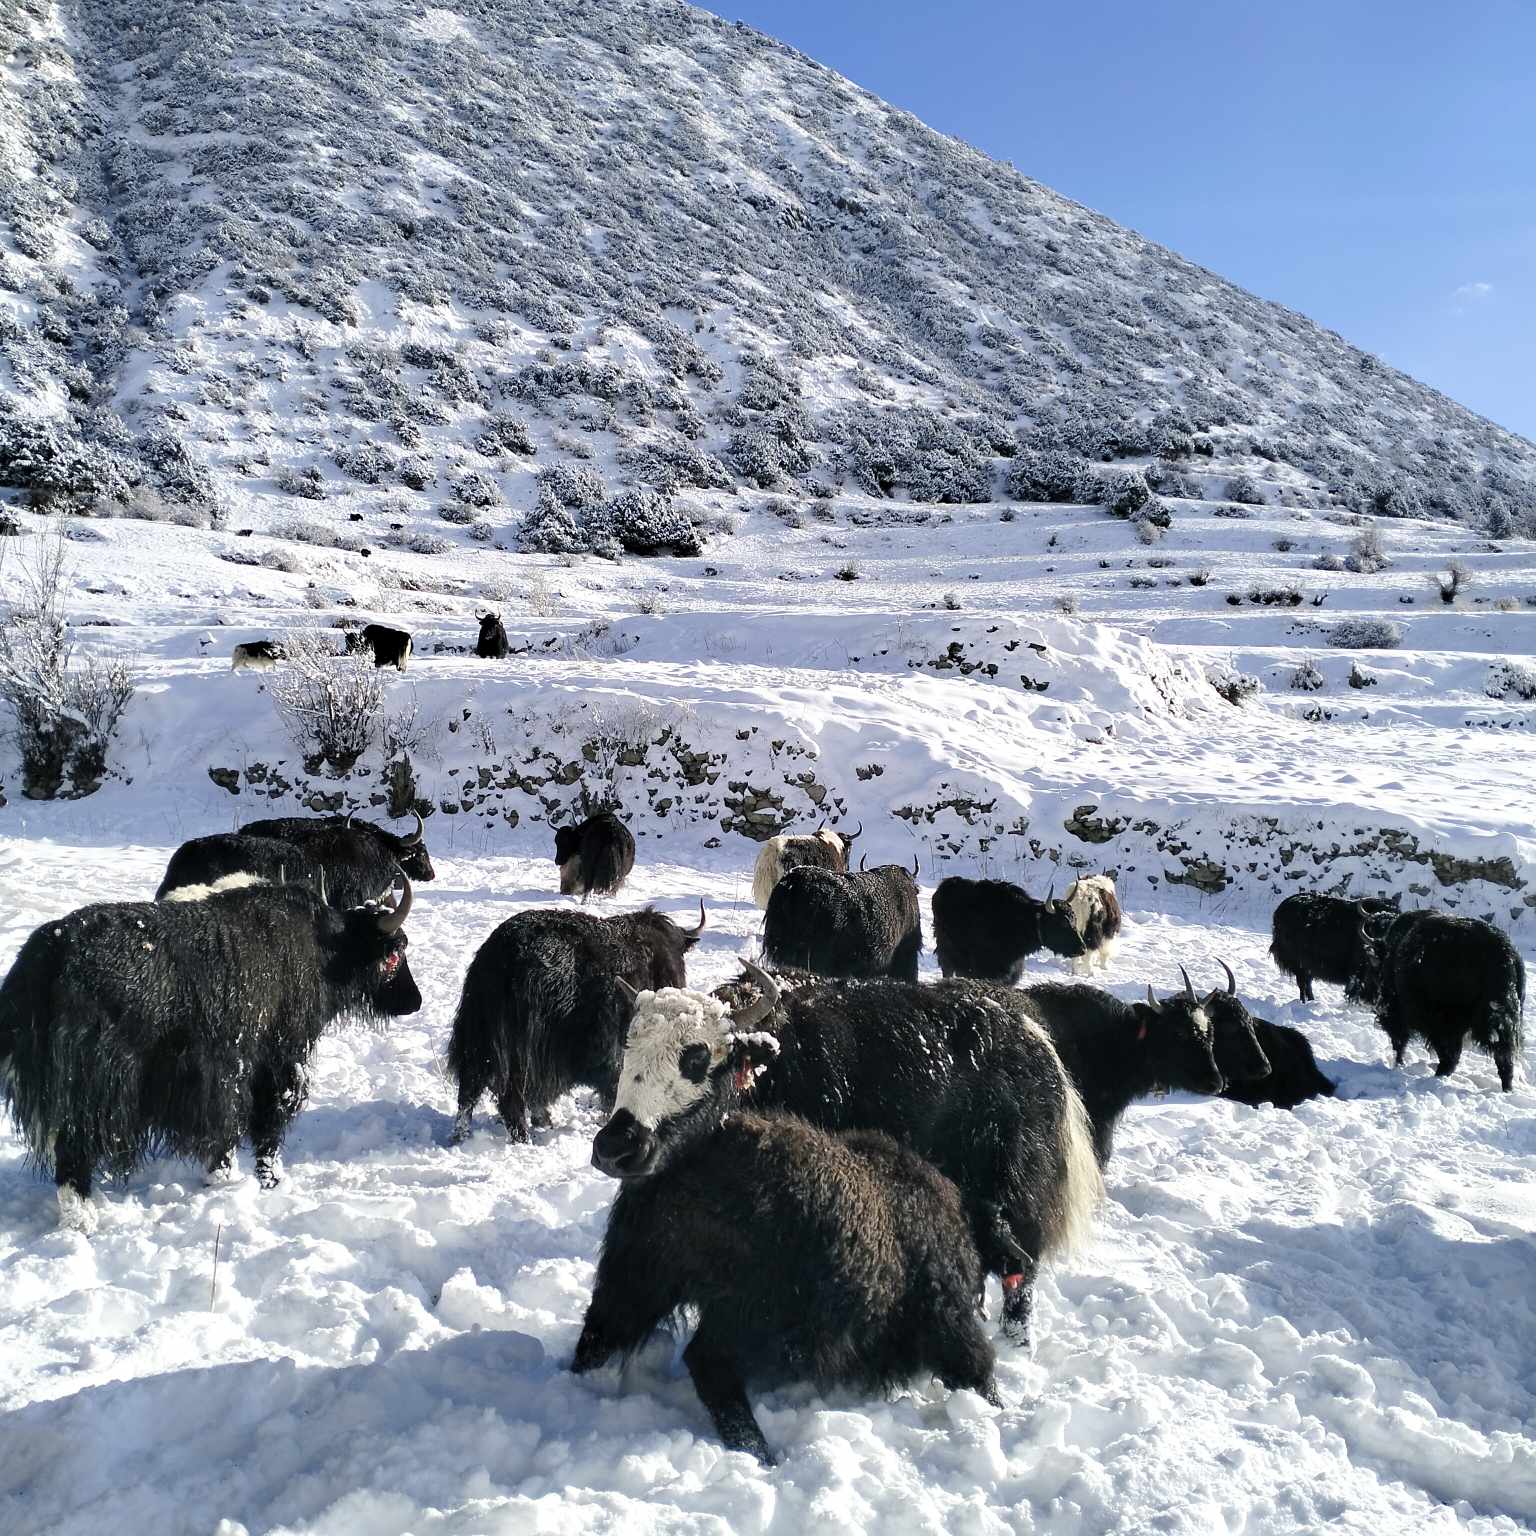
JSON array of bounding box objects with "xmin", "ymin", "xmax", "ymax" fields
[{"xmin": 3, "ymin": 1, "xmax": 1536, "ymax": 1531}]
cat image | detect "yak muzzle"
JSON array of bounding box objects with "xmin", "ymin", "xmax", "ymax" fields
[{"xmin": 591, "ymin": 1109, "xmax": 659, "ymax": 1180}]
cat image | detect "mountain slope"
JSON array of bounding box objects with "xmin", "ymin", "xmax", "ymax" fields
[{"xmin": 1, "ymin": 0, "xmax": 1534, "ymax": 539}]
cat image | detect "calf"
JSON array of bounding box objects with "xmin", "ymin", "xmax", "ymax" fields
[
  {"xmin": 554, "ymin": 810, "xmax": 636, "ymax": 899},
  {"xmin": 1021, "ymin": 968, "xmax": 1261, "ymax": 1165},
  {"xmin": 574, "ymin": 1110, "xmax": 998, "ymax": 1466},
  {"xmin": 932, "ymin": 875, "xmax": 1085, "ymax": 984},
  {"xmin": 750, "ymin": 823, "xmax": 860, "ymax": 909},
  {"xmin": 1356, "ymin": 910, "xmax": 1525, "ymax": 1091},
  {"xmin": 475, "ymin": 612, "xmax": 510, "ymax": 659},
  {"xmin": 1270, "ymin": 892, "xmax": 1398, "ymax": 1002},
  {"xmin": 0, "ymin": 878, "xmax": 419, "ymax": 1230},
  {"xmin": 231, "ymin": 639, "xmax": 285, "ymax": 671},
  {"xmin": 1203, "ymin": 962, "xmax": 1336, "ymax": 1109},
  {"xmin": 1062, "ymin": 875, "xmax": 1123, "ymax": 974},
  {"xmin": 763, "ymin": 856, "xmax": 922, "ymax": 981},
  {"xmin": 448, "ymin": 901, "xmax": 706, "ymax": 1143},
  {"xmin": 592, "ymin": 962, "xmax": 1102, "ymax": 1342},
  {"xmin": 345, "ymin": 622, "xmax": 412, "ymax": 671}
]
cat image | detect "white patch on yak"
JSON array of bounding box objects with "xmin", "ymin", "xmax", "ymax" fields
[
  {"xmin": 614, "ymin": 987, "xmax": 735, "ymax": 1129},
  {"xmin": 162, "ymin": 872, "xmax": 268, "ymax": 903},
  {"xmin": 1193, "ymin": 1004, "xmax": 1211, "ymax": 1039}
]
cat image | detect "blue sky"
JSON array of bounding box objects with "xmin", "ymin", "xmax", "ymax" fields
[{"xmin": 716, "ymin": 0, "xmax": 1535, "ymax": 440}]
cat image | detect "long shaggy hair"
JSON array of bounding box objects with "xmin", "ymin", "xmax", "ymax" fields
[
  {"xmin": 554, "ymin": 811, "xmax": 636, "ymax": 899},
  {"xmin": 750, "ymin": 828, "xmax": 847, "ymax": 909},
  {"xmin": 763, "ymin": 864, "xmax": 921, "ymax": 981}
]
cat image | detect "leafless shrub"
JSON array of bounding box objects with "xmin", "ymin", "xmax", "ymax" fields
[
  {"xmin": 268, "ymin": 629, "xmax": 383, "ymax": 772},
  {"xmin": 1432, "ymin": 561, "xmax": 1470, "ymax": 604},
  {"xmin": 1344, "ymin": 526, "xmax": 1388, "ymax": 573}
]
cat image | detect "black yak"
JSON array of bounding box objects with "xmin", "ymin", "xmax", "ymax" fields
[
  {"xmin": 1203, "ymin": 962, "xmax": 1336, "ymax": 1109},
  {"xmin": 155, "ymin": 834, "xmax": 327, "ymax": 904},
  {"xmin": 475, "ymin": 613, "xmax": 510, "ymax": 659},
  {"xmin": 763, "ymin": 856, "xmax": 922, "ymax": 981},
  {"xmin": 592, "ymin": 962, "xmax": 1102, "ymax": 1342},
  {"xmin": 931, "ymin": 875, "xmax": 1085, "ymax": 984},
  {"xmin": 750, "ymin": 822, "xmax": 860, "ymax": 909},
  {"xmin": 1021, "ymin": 967, "xmax": 1262, "ymax": 1165},
  {"xmin": 575, "ymin": 1110, "xmax": 998, "ymax": 1465},
  {"xmin": 231, "ymin": 640, "xmax": 285, "ymax": 671},
  {"xmin": 448, "ymin": 901, "xmax": 707, "ymax": 1144},
  {"xmin": 554, "ymin": 811, "xmax": 636, "ymax": 899},
  {"xmin": 1354, "ymin": 910, "xmax": 1525, "ymax": 1091},
  {"xmin": 1269, "ymin": 892, "xmax": 1399, "ymax": 1002},
  {"xmin": 345, "ymin": 622, "xmax": 412, "ymax": 670},
  {"xmin": 0, "ymin": 878, "xmax": 420, "ymax": 1230},
  {"xmin": 240, "ymin": 809, "xmax": 436, "ymax": 888}
]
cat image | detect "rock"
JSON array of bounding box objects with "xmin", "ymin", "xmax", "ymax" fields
[{"xmin": 208, "ymin": 766, "xmax": 241, "ymax": 795}]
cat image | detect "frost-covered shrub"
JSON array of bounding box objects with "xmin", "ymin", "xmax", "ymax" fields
[
  {"xmin": 1485, "ymin": 660, "xmax": 1536, "ymax": 701},
  {"xmin": 1226, "ymin": 473, "xmax": 1266, "ymax": 505},
  {"xmin": 476, "ymin": 414, "xmax": 536, "ymax": 457},
  {"xmin": 452, "ymin": 470, "xmax": 503, "ymax": 508},
  {"xmin": 399, "ymin": 457, "xmax": 435, "ymax": 491},
  {"xmin": 588, "ymin": 489, "xmax": 701, "ymax": 557},
  {"xmin": 539, "ymin": 462, "xmax": 607, "ymax": 511},
  {"xmin": 518, "ymin": 492, "xmax": 589, "ymax": 555},
  {"xmin": 1207, "ymin": 664, "xmax": 1260, "ymax": 706},
  {"xmin": 387, "ymin": 528, "xmax": 453, "ymax": 556},
  {"xmin": 269, "ymin": 629, "xmax": 383, "ymax": 773},
  {"xmin": 1344, "ymin": 526, "xmax": 1388, "ymax": 573},
  {"xmin": 727, "ymin": 429, "xmax": 786, "ymax": 489},
  {"xmin": 276, "ymin": 464, "xmax": 327, "ymax": 501},
  {"xmin": 438, "ymin": 501, "xmax": 480, "ymax": 526},
  {"xmin": 0, "ymin": 407, "xmax": 134, "ymax": 507},
  {"xmin": 333, "ymin": 442, "xmax": 396, "ymax": 485},
  {"xmin": 1328, "ymin": 618, "xmax": 1403, "ymax": 649},
  {"xmin": 1005, "ymin": 448, "xmax": 1081, "ymax": 504},
  {"xmin": 1314, "ymin": 551, "xmax": 1344, "ymax": 572},
  {"xmin": 1211, "ymin": 504, "xmax": 1253, "ymax": 520},
  {"xmin": 1098, "ymin": 468, "xmax": 1150, "ymax": 518},
  {"xmin": 1289, "ymin": 660, "xmax": 1325, "ymax": 691}
]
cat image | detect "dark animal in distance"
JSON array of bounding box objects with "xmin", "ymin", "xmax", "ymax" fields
[
  {"xmin": 763, "ymin": 856, "xmax": 922, "ymax": 981},
  {"xmin": 159, "ymin": 811, "xmax": 435, "ymax": 907},
  {"xmin": 1203, "ymin": 962, "xmax": 1336, "ymax": 1109},
  {"xmin": 1021, "ymin": 968, "xmax": 1260, "ymax": 1166},
  {"xmin": 932, "ymin": 875, "xmax": 1086, "ymax": 984},
  {"xmin": 575, "ymin": 1109, "xmax": 998, "ymax": 1465},
  {"xmin": 448, "ymin": 900, "xmax": 707, "ymax": 1143},
  {"xmin": 230, "ymin": 639, "xmax": 285, "ymax": 671},
  {"xmin": 475, "ymin": 612, "xmax": 510, "ymax": 659},
  {"xmin": 590, "ymin": 961, "xmax": 1102, "ymax": 1342},
  {"xmin": 1269, "ymin": 892, "xmax": 1399, "ymax": 1002},
  {"xmin": 554, "ymin": 811, "xmax": 636, "ymax": 899},
  {"xmin": 750, "ymin": 822, "xmax": 861, "ymax": 909},
  {"xmin": 1354, "ymin": 909, "xmax": 1525, "ymax": 1091},
  {"xmin": 345, "ymin": 622, "xmax": 412, "ymax": 671},
  {"xmin": 0, "ymin": 878, "xmax": 420, "ymax": 1230}
]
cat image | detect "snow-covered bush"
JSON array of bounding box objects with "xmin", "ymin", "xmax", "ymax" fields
[
  {"xmin": 475, "ymin": 414, "xmax": 536, "ymax": 457},
  {"xmin": 1485, "ymin": 660, "xmax": 1536, "ymax": 702},
  {"xmin": 452, "ymin": 470, "xmax": 503, "ymax": 508},
  {"xmin": 1005, "ymin": 448, "xmax": 1081, "ymax": 504},
  {"xmin": 1206, "ymin": 663, "xmax": 1261, "ymax": 706},
  {"xmin": 518, "ymin": 492, "xmax": 589, "ymax": 555},
  {"xmin": 1099, "ymin": 468, "xmax": 1150, "ymax": 518},
  {"xmin": 539, "ymin": 462, "xmax": 608, "ymax": 511},
  {"xmin": 333, "ymin": 442, "xmax": 397, "ymax": 485},
  {"xmin": 1344, "ymin": 527, "xmax": 1388, "ymax": 573},
  {"xmin": 589, "ymin": 490, "xmax": 701, "ymax": 557},
  {"xmin": 0, "ymin": 532, "xmax": 134, "ymax": 798},
  {"xmin": 276, "ymin": 465, "xmax": 327, "ymax": 501},
  {"xmin": 1328, "ymin": 618, "xmax": 1403, "ymax": 649},
  {"xmin": 269, "ymin": 629, "xmax": 384, "ymax": 772},
  {"xmin": 1289, "ymin": 660, "xmax": 1325, "ymax": 691},
  {"xmin": 1225, "ymin": 473, "xmax": 1266, "ymax": 505}
]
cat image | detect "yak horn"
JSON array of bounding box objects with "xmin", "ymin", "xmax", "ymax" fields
[
  {"xmin": 1178, "ymin": 965, "xmax": 1198, "ymax": 1005},
  {"xmin": 1219, "ymin": 959, "xmax": 1237, "ymax": 996},
  {"xmin": 732, "ymin": 959, "xmax": 782, "ymax": 1031},
  {"xmin": 686, "ymin": 898, "xmax": 707, "ymax": 939},
  {"xmin": 910, "ymin": 852, "xmax": 920, "ymax": 877},
  {"xmin": 1146, "ymin": 984, "xmax": 1159, "ymax": 1010},
  {"xmin": 845, "ymin": 820, "xmax": 862, "ymax": 843},
  {"xmin": 615, "ymin": 976, "xmax": 640, "ymax": 1003},
  {"xmin": 1046, "ymin": 881, "xmax": 1055, "ymax": 903},
  {"xmin": 400, "ymin": 809, "xmax": 425, "ymax": 848},
  {"xmin": 858, "ymin": 853, "xmax": 867, "ymax": 872},
  {"xmin": 376, "ymin": 875, "xmax": 412, "ymax": 935}
]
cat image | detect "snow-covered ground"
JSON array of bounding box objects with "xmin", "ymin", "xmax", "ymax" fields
[{"xmin": 2, "ymin": 485, "xmax": 1535, "ymax": 1534}]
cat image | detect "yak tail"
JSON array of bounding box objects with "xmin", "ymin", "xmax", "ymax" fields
[
  {"xmin": 1042, "ymin": 1071, "xmax": 1105, "ymax": 1259},
  {"xmin": 751, "ymin": 841, "xmax": 784, "ymax": 910}
]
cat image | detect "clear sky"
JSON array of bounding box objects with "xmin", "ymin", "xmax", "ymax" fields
[{"xmin": 714, "ymin": 0, "xmax": 1535, "ymax": 441}]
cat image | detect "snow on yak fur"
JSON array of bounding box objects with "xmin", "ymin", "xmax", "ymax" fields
[
  {"xmin": 447, "ymin": 901, "xmax": 706, "ymax": 1143},
  {"xmin": 749, "ymin": 823, "xmax": 859, "ymax": 909},
  {"xmin": 1356, "ymin": 909, "xmax": 1526, "ymax": 1091},
  {"xmin": 238, "ymin": 810, "xmax": 435, "ymax": 891},
  {"xmin": 1021, "ymin": 969, "xmax": 1258, "ymax": 1166},
  {"xmin": 554, "ymin": 811, "xmax": 636, "ymax": 899},
  {"xmin": 1062, "ymin": 875, "xmax": 1122, "ymax": 974},
  {"xmin": 0, "ymin": 878, "xmax": 420, "ymax": 1230},
  {"xmin": 763, "ymin": 857, "xmax": 921, "ymax": 981},
  {"xmin": 1201, "ymin": 962, "xmax": 1336, "ymax": 1109},
  {"xmin": 1269, "ymin": 891, "xmax": 1398, "ymax": 1003},
  {"xmin": 931, "ymin": 875, "xmax": 1086, "ymax": 984},
  {"xmin": 590, "ymin": 962, "xmax": 1102, "ymax": 1343},
  {"xmin": 574, "ymin": 1108, "xmax": 999, "ymax": 1466}
]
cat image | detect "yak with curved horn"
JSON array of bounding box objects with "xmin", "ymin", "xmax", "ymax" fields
[{"xmin": 750, "ymin": 821, "xmax": 861, "ymax": 909}]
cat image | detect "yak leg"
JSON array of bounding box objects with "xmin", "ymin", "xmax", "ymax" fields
[
  {"xmin": 1432, "ymin": 1031, "xmax": 1464, "ymax": 1080},
  {"xmin": 890, "ymin": 929, "xmax": 922, "ymax": 984},
  {"xmin": 683, "ymin": 1311, "xmax": 778, "ymax": 1466},
  {"xmin": 251, "ymin": 1061, "xmax": 304, "ymax": 1189},
  {"xmin": 1297, "ymin": 972, "xmax": 1314, "ymax": 1004},
  {"xmin": 494, "ymin": 1081, "xmax": 533, "ymax": 1144},
  {"xmin": 1495, "ymin": 1043, "xmax": 1516, "ymax": 1093},
  {"xmin": 54, "ymin": 1131, "xmax": 98, "ymax": 1233},
  {"xmin": 571, "ymin": 1267, "xmax": 675, "ymax": 1376},
  {"xmin": 932, "ymin": 1313, "xmax": 1003, "ymax": 1407},
  {"xmin": 450, "ymin": 1058, "xmax": 496, "ymax": 1145}
]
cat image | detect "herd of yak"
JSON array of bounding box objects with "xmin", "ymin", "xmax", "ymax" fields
[{"xmin": 0, "ymin": 806, "xmax": 1526, "ymax": 1464}]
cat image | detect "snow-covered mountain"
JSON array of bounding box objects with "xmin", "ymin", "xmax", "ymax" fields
[{"xmin": 2, "ymin": 0, "xmax": 1534, "ymax": 540}]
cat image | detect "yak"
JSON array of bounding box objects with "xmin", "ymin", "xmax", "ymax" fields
[
  {"xmin": 231, "ymin": 640, "xmax": 285, "ymax": 671},
  {"xmin": 155, "ymin": 833, "xmax": 327, "ymax": 904},
  {"xmin": 240, "ymin": 809, "xmax": 436, "ymax": 887},
  {"xmin": 1061, "ymin": 875, "xmax": 1123, "ymax": 974},
  {"xmin": 931, "ymin": 875, "xmax": 1086, "ymax": 984},
  {"xmin": 448, "ymin": 901, "xmax": 707, "ymax": 1143},
  {"xmin": 575, "ymin": 1109, "xmax": 998, "ymax": 1466},
  {"xmin": 593, "ymin": 962, "xmax": 1103, "ymax": 1343},
  {"xmin": 0, "ymin": 877, "xmax": 420, "ymax": 1230},
  {"xmin": 750, "ymin": 822, "xmax": 860, "ymax": 909},
  {"xmin": 345, "ymin": 623, "xmax": 412, "ymax": 671},
  {"xmin": 1203, "ymin": 962, "xmax": 1336, "ymax": 1109},
  {"xmin": 476, "ymin": 613, "xmax": 510, "ymax": 659},
  {"xmin": 554, "ymin": 811, "xmax": 637, "ymax": 899},
  {"xmin": 1354, "ymin": 910, "xmax": 1525, "ymax": 1091},
  {"xmin": 1270, "ymin": 892, "xmax": 1399, "ymax": 1002},
  {"xmin": 763, "ymin": 856, "xmax": 921, "ymax": 981}
]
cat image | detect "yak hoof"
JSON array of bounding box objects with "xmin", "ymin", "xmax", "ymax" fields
[
  {"xmin": 255, "ymin": 1158, "xmax": 283, "ymax": 1190},
  {"xmin": 56, "ymin": 1185, "xmax": 99, "ymax": 1235},
  {"xmin": 1001, "ymin": 1316, "xmax": 1033, "ymax": 1352}
]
